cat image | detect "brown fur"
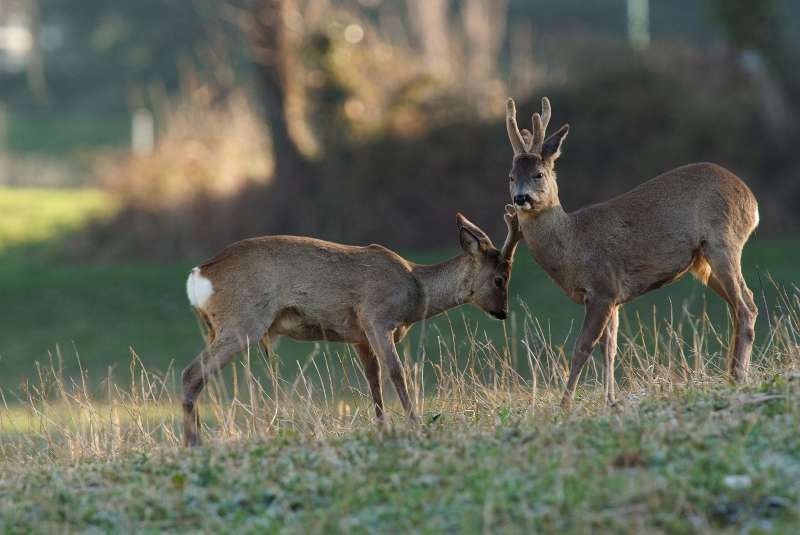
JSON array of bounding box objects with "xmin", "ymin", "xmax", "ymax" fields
[
  {"xmin": 505, "ymin": 97, "xmax": 759, "ymax": 406},
  {"xmin": 181, "ymin": 212, "xmax": 521, "ymax": 446}
]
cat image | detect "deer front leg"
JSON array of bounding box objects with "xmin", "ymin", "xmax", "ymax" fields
[
  {"xmin": 364, "ymin": 325, "xmax": 418, "ymax": 424},
  {"xmin": 354, "ymin": 342, "xmax": 384, "ymax": 422},
  {"xmin": 561, "ymin": 298, "xmax": 614, "ymax": 408}
]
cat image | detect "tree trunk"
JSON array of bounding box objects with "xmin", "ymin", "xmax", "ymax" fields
[
  {"xmin": 251, "ymin": 0, "xmax": 313, "ymax": 230},
  {"xmin": 26, "ymin": 0, "xmax": 48, "ymax": 103}
]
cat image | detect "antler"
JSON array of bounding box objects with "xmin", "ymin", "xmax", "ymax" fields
[
  {"xmin": 526, "ymin": 97, "xmax": 551, "ymax": 154},
  {"xmin": 540, "ymin": 96, "xmax": 551, "ymax": 134},
  {"xmin": 501, "ymin": 204, "xmax": 522, "ymax": 260},
  {"xmin": 509, "ymin": 97, "xmax": 553, "ymax": 155},
  {"xmin": 506, "ymin": 98, "xmax": 526, "ymax": 156}
]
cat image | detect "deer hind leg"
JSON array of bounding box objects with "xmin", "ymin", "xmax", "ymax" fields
[
  {"xmin": 181, "ymin": 317, "xmax": 271, "ymax": 446},
  {"xmin": 562, "ymin": 298, "xmax": 614, "ymax": 407},
  {"xmin": 601, "ymin": 305, "xmax": 620, "ymax": 405},
  {"xmin": 737, "ymin": 274, "xmax": 758, "ymax": 372},
  {"xmin": 259, "ymin": 335, "xmax": 274, "ymax": 358},
  {"xmin": 702, "ymin": 245, "xmax": 756, "ymax": 382},
  {"xmin": 354, "ymin": 343, "xmax": 384, "ymax": 422},
  {"xmin": 195, "ymin": 308, "xmax": 216, "ymax": 345}
]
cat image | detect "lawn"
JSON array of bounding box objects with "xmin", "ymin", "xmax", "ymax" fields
[
  {"xmin": 0, "ymin": 187, "xmax": 797, "ymax": 393},
  {"xmin": 0, "ymin": 187, "xmax": 799, "ymax": 532},
  {"xmin": 0, "ymin": 352, "xmax": 798, "ymax": 533},
  {"xmin": 4, "ymin": 112, "xmax": 130, "ymax": 157}
]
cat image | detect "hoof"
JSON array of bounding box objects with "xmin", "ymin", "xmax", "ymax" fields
[
  {"xmin": 373, "ymin": 415, "xmax": 388, "ymax": 430},
  {"xmin": 729, "ymin": 370, "xmax": 749, "ymax": 384},
  {"xmin": 407, "ymin": 413, "xmax": 422, "ymax": 430},
  {"xmin": 184, "ymin": 431, "xmax": 202, "ymax": 447}
]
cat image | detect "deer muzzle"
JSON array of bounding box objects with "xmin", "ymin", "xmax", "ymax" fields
[{"xmin": 513, "ymin": 194, "xmax": 533, "ymax": 210}]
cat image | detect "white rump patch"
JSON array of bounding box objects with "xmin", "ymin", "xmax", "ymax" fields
[
  {"xmin": 753, "ymin": 206, "xmax": 760, "ymax": 228},
  {"xmin": 186, "ymin": 267, "xmax": 214, "ymax": 310}
]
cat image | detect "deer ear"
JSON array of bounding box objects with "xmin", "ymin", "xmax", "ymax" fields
[
  {"xmin": 541, "ymin": 124, "xmax": 569, "ymax": 162},
  {"xmin": 457, "ymin": 213, "xmax": 492, "ymax": 255}
]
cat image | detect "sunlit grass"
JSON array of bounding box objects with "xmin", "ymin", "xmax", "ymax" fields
[
  {"xmin": 0, "ymin": 186, "xmax": 798, "ymax": 397},
  {"xmin": 0, "ymin": 294, "xmax": 798, "ymax": 531},
  {"xmin": 0, "ymin": 189, "xmax": 798, "ymax": 531},
  {"xmin": 0, "ymin": 187, "xmax": 116, "ymax": 251},
  {"xmin": 0, "ymin": 282, "xmax": 796, "ymax": 455}
]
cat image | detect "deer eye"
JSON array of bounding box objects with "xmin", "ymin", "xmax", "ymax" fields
[
  {"xmin": 494, "ymin": 277, "xmax": 504, "ymax": 288},
  {"xmin": 533, "ymin": 172, "xmax": 544, "ymax": 179}
]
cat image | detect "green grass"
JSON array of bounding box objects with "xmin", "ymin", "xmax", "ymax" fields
[
  {"xmin": 0, "ymin": 187, "xmax": 798, "ymax": 392},
  {"xmin": 0, "ymin": 188, "xmax": 114, "ymax": 250},
  {"xmin": 0, "ymin": 187, "xmax": 799, "ymax": 532},
  {"xmin": 1, "ymin": 366, "xmax": 798, "ymax": 532},
  {"xmin": 5, "ymin": 112, "xmax": 130, "ymax": 156}
]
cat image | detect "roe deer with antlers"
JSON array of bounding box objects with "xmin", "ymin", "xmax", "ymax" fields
[
  {"xmin": 504, "ymin": 96, "xmax": 759, "ymax": 406},
  {"xmin": 181, "ymin": 211, "xmax": 521, "ymax": 446}
]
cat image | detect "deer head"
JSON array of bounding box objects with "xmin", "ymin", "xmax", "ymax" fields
[
  {"xmin": 505, "ymin": 97, "xmax": 569, "ymax": 214},
  {"xmin": 456, "ymin": 207, "xmax": 520, "ymax": 319}
]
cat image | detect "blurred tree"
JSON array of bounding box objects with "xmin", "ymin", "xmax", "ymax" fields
[
  {"xmin": 406, "ymin": 0, "xmax": 452, "ymax": 81},
  {"xmin": 709, "ymin": 0, "xmax": 779, "ymax": 53},
  {"xmin": 509, "ymin": 22, "xmax": 537, "ymax": 96},
  {"xmin": 708, "ymin": 0, "xmax": 794, "ymax": 131},
  {"xmin": 26, "ymin": 0, "xmax": 48, "ymax": 103},
  {"xmin": 27, "ymin": 0, "xmax": 236, "ymax": 111},
  {"xmin": 461, "ymin": 0, "xmax": 508, "ymax": 103},
  {"xmin": 249, "ymin": 0, "xmax": 313, "ymax": 229}
]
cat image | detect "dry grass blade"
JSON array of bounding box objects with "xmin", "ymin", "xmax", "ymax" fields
[{"xmin": 0, "ymin": 285, "xmax": 797, "ymax": 464}]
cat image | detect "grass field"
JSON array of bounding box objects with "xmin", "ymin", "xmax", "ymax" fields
[
  {"xmin": 0, "ymin": 187, "xmax": 797, "ymax": 393},
  {"xmin": 4, "ymin": 112, "xmax": 130, "ymax": 157},
  {"xmin": 0, "ymin": 187, "xmax": 799, "ymax": 532},
  {"xmin": 1, "ymin": 367, "xmax": 798, "ymax": 533}
]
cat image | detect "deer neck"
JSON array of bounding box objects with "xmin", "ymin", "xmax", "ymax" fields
[
  {"xmin": 519, "ymin": 204, "xmax": 573, "ymax": 287},
  {"xmin": 411, "ymin": 255, "xmax": 474, "ymax": 321}
]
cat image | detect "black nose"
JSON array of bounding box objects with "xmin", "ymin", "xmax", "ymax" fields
[
  {"xmin": 513, "ymin": 194, "xmax": 528, "ymax": 206},
  {"xmin": 492, "ymin": 310, "xmax": 508, "ymax": 320}
]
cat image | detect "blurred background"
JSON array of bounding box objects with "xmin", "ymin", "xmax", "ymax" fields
[{"xmin": 0, "ymin": 0, "xmax": 798, "ymax": 393}]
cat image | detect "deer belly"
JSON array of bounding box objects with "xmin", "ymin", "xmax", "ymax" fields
[{"xmin": 270, "ymin": 308, "xmax": 361, "ymax": 343}]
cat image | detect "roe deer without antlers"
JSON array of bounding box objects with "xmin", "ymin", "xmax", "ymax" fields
[
  {"xmin": 181, "ymin": 211, "xmax": 521, "ymax": 446},
  {"xmin": 504, "ymin": 96, "xmax": 759, "ymax": 406}
]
